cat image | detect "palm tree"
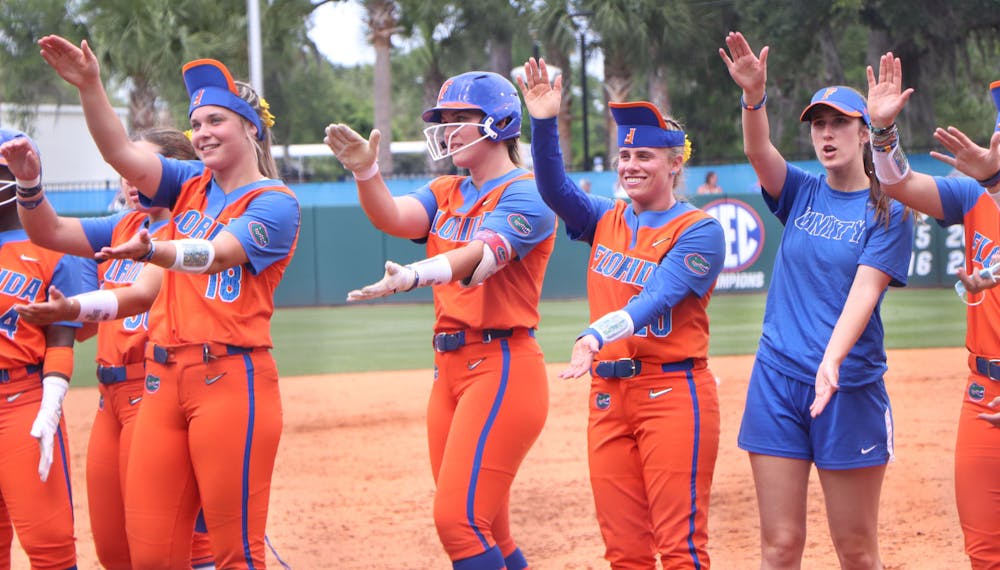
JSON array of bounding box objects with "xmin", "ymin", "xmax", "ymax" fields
[{"xmin": 363, "ymin": 0, "xmax": 402, "ymax": 176}]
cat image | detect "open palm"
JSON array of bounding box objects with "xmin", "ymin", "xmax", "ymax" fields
[
  {"xmin": 516, "ymin": 57, "xmax": 562, "ymax": 120},
  {"xmin": 38, "ymin": 35, "xmax": 101, "ymax": 89}
]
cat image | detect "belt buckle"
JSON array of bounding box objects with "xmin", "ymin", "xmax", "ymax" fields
[
  {"xmin": 203, "ymin": 344, "xmax": 217, "ymax": 363},
  {"xmin": 483, "ymin": 330, "xmax": 495, "ymax": 343},
  {"xmin": 434, "ymin": 332, "xmax": 464, "ymax": 353},
  {"xmin": 153, "ymin": 345, "xmax": 172, "ymax": 365},
  {"xmin": 989, "ymin": 359, "xmax": 1000, "ymax": 381},
  {"xmin": 615, "ymin": 358, "xmax": 640, "ymax": 379}
]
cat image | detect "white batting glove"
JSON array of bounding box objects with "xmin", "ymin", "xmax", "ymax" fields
[
  {"xmin": 346, "ymin": 261, "xmax": 416, "ymax": 302},
  {"xmin": 29, "ymin": 376, "xmax": 69, "ymax": 482}
]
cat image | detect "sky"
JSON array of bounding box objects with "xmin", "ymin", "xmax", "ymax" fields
[{"xmin": 307, "ymin": 2, "xmax": 375, "ymax": 66}]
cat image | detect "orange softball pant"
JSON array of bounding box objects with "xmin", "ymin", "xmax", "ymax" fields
[
  {"xmin": 955, "ymin": 370, "xmax": 1000, "ymax": 570},
  {"xmin": 125, "ymin": 345, "xmax": 281, "ymax": 570},
  {"xmin": 0, "ymin": 370, "xmax": 75, "ymax": 570},
  {"xmin": 428, "ymin": 332, "xmax": 548, "ymax": 569},
  {"xmin": 587, "ymin": 363, "xmax": 719, "ymax": 570},
  {"xmin": 88, "ymin": 372, "xmax": 213, "ymax": 569}
]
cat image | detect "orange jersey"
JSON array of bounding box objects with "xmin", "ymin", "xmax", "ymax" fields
[
  {"xmin": 149, "ymin": 168, "xmax": 300, "ymax": 348},
  {"xmin": 0, "ymin": 231, "xmax": 83, "ymax": 366},
  {"xmin": 423, "ymin": 172, "xmax": 556, "ymax": 331},
  {"xmin": 954, "ymin": 191, "xmax": 1000, "ymax": 356},
  {"xmin": 587, "ymin": 201, "xmax": 723, "ymax": 364}
]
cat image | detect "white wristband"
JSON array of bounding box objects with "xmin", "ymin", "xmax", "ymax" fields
[
  {"xmin": 170, "ymin": 239, "xmax": 216, "ymax": 273},
  {"xmin": 871, "ymin": 140, "xmax": 910, "ymax": 185},
  {"xmin": 16, "ymin": 176, "xmax": 41, "ymax": 189},
  {"xmin": 74, "ymin": 290, "xmax": 119, "ymax": 322},
  {"xmin": 353, "ymin": 162, "xmax": 379, "ymax": 181},
  {"xmin": 408, "ymin": 254, "xmax": 453, "ymax": 289},
  {"xmin": 587, "ymin": 310, "xmax": 635, "ymax": 346}
]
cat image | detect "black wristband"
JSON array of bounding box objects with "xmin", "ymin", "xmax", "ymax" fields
[
  {"xmin": 977, "ymin": 169, "xmax": 1000, "ymax": 189},
  {"xmin": 17, "ymin": 195, "xmax": 45, "ymax": 210},
  {"xmin": 15, "ymin": 184, "xmax": 42, "ymax": 198}
]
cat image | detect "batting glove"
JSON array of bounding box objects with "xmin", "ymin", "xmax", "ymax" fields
[
  {"xmin": 347, "ymin": 261, "xmax": 416, "ymax": 302},
  {"xmin": 29, "ymin": 376, "xmax": 69, "ymax": 482}
]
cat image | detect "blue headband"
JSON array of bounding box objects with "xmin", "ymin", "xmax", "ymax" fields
[
  {"xmin": 183, "ymin": 59, "xmax": 264, "ymax": 141},
  {"xmin": 610, "ymin": 101, "xmax": 685, "ymax": 148}
]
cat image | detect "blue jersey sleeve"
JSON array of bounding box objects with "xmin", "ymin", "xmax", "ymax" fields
[
  {"xmin": 51, "ymin": 255, "xmax": 85, "ymax": 329},
  {"xmin": 408, "ymin": 182, "xmax": 438, "ymax": 231},
  {"xmin": 860, "ymin": 201, "xmax": 914, "ymax": 287},
  {"xmin": 222, "ymin": 190, "xmax": 301, "ymax": 274},
  {"xmin": 936, "ymin": 175, "xmax": 982, "ymax": 226},
  {"xmin": 78, "ymin": 211, "xmax": 129, "ymax": 252},
  {"xmin": 139, "ymin": 155, "xmax": 206, "ymax": 210},
  {"xmin": 529, "ymin": 116, "xmax": 614, "ymax": 242},
  {"xmin": 478, "ymin": 179, "xmax": 556, "ymax": 258},
  {"xmin": 764, "ymin": 164, "xmax": 811, "ymax": 224},
  {"xmin": 622, "ymin": 218, "xmax": 726, "ymax": 329},
  {"xmin": 79, "ymin": 257, "xmax": 100, "ymax": 292}
]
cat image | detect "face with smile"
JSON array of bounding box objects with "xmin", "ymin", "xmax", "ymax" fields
[
  {"xmin": 437, "ymin": 109, "xmax": 490, "ymax": 168},
  {"xmin": 189, "ymin": 105, "xmax": 256, "ymax": 171},
  {"xmin": 809, "ymin": 107, "xmax": 867, "ymax": 174},
  {"xmin": 617, "ymin": 146, "xmax": 682, "ymax": 210}
]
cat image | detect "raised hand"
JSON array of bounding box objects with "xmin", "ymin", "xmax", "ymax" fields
[
  {"xmin": 516, "ymin": 57, "xmax": 563, "ymax": 120},
  {"xmin": 14, "ymin": 286, "xmax": 78, "ymax": 325},
  {"xmin": 719, "ymin": 31, "xmax": 769, "ymax": 99},
  {"xmin": 559, "ymin": 334, "xmax": 600, "ymax": 379},
  {"xmin": 931, "ymin": 127, "xmax": 1000, "ymax": 182},
  {"xmin": 38, "ymin": 35, "xmax": 101, "ymax": 89},
  {"xmin": 866, "ymin": 51, "xmax": 915, "ymax": 129},
  {"xmin": 346, "ymin": 260, "xmax": 416, "ymax": 302},
  {"xmin": 324, "ymin": 124, "xmax": 380, "ymax": 173},
  {"xmin": 97, "ymin": 228, "xmax": 153, "ymax": 261},
  {"xmin": 0, "ymin": 137, "xmax": 40, "ymax": 182}
]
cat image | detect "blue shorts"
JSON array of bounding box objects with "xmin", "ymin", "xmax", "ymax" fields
[{"xmin": 738, "ymin": 359, "xmax": 894, "ymax": 470}]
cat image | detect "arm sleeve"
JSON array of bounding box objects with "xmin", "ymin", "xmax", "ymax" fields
[
  {"xmin": 621, "ymin": 218, "xmax": 726, "ymax": 330},
  {"xmin": 477, "ymin": 179, "xmax": 556, "ymax": 259},
  {"xmin": 138, "ymin": 156, "xmax": 205, "ymax": 210},
  {"xmin": 78, "ymin": 211, "xmax": 128, "ymax": 251},
  {"xmin": 859, "ymin": 201, "xmax": 915, "ymax": 287},
  {"xmin": 529, "ymin": 116, "xmax": 613, "ymax": 242},
  {"xmin": 221, "ymin": 190, "xmax": 301, "ymax": 274}
]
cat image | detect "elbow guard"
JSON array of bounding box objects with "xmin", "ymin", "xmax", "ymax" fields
[{"xmin": 461, "ymin": 230, "xmax": 512, "ymax": 287}]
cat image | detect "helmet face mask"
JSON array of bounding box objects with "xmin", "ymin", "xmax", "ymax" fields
[{"xmin": 421, "ymin": 71, "xmax": 522, "ymax": 161}]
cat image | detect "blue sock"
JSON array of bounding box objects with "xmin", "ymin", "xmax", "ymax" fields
[
  {"xmin": 504, "ymin": 547, "xmax": 528, "ymax": 570},
  {"xmin": 453, "ymin": 545, "xmax": 503, "ymax": 569}
]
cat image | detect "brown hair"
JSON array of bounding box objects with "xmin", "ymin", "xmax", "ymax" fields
[
  {"xmin": 132, "ymin": 127, "xmax": 197, "ymax": 161},
  {"xmin": 664, "ymin": 116, "xmax": 686, "ymax": 190},
  {"xmin": 862, "ymin": 140, "xmax": 910, "ymax": 228},
  {"xmin": 235, "ymin": 81, "xmax": 279, "ymax": 179}
]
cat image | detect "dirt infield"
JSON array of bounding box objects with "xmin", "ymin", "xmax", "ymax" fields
[{"xmin": 25, "ymin": 347, "xmax": 971, "ymax": 569}]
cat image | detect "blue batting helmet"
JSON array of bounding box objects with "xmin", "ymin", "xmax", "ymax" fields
[{"xmin": 421, "ymin": 72, "xmax": 522, "ymax": 141}]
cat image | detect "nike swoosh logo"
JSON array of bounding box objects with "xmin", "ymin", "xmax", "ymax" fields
[
  {"xmin": 861, "ymin": 445, "xmax": 878, "ymax": 454},
  {"xmin": 6, "ymin": 391, "xmax": 23, "ymax": 403},
  {"xmin": 467, "ymin": 358, "xmax": 486, "ymax": 370},
  {"xmin": 129, "ymin": 396, "xmax": 143, "ymax": 406},
  {"xmin": 649, "ymin": 388, "xmax": 673, "ymax": 398},
  {"xmin": 652, "ymin": 237, "xmax": 671, "ymax": 247},
  {"xmin": 205, "ymin": 373, "xmax": 226, "ymax": 385},
  {"xmin": 19, "ymin": 254, "xmax": 38, "ymax": 262}
]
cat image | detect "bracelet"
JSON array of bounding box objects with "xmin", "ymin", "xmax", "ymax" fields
[
  {"xmin": 15, "ymin": 184, "xmax": 43, "ymax": 198},
  {"xmin": 353, "ymin": 162, "xmax": 379, "ymax": 181},
  {"xmin": 15, "ymin": 176, "xmax": 40, "ymax": 189},
  {"xmin": 740, "ymin": 92, "xmax": 767, "ymax": 111},
  {"xmin": 870, "ymin": 123, "xmax": 895, "ymax": 136},
  {"xmin": 137, "ymin": 240, "xmax": 156, "ymax": 262},
  {"xmin": 977, "ymin": 169, "xmax": 1000, "ymax": 188},
  {"xmin": 17, "ymin": 195, "xmax": 45, "ymax": 210}
]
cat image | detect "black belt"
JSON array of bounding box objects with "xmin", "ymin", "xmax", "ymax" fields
[
  {"xmin": 148, "ymin": 343, "xmax": 260, "ymax": 364},
  {"xmin": 975, "ymin": 357, "xmax": 1000, "ymax": 381},
  {"xmin": 432, "ymin": 328, "xmax": 533, "ymax": 353},
  {"xmin": 0, "ymin": 364, "xmax": 42, "ymax": 383},
  {"xmin": 594, "ymin": 358, "xmax": 694, "ymax": 379},
  {"xmin": 96, "ymin": 362, "xmax": 146, "ymax": 385}
]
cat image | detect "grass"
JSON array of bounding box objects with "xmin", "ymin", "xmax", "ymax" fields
[{"xmin": 67, "ymin": 287, "xmax": 968, "ymax": 386}]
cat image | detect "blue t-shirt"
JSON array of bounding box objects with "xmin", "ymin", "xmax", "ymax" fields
[{"xmin": 755, "ymin": 164, "xmax": 914, "ymax": 387}]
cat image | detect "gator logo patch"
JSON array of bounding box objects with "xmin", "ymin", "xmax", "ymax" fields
[
  {"xmin": 685, "ymin": 253, "xmax": 711, "ymax": 276},
  {"xmin": 507, "ymin": 213, "xmax": 532, "ymax": 235},
  {"xmin": 146, "ymin": 374, "xmax": 160, "ymax": 394},
  {"xmin": 249, "ymin": 221, "xmax": 269, "ymax": 247},
  {"xmin": 595, "ymin": 392, "xmax": 611, "ymax": 410},
  {"xmin": 969, "ymin": 382, "xmax": 986, "ymax": 402}
]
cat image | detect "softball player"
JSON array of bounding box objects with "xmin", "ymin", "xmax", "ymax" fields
[
  {"xmin": 720, "ymin": 32, "xmax": 914, "ymax": 568},
  {"xmin": 6, "ymin": 128, "xmax": 214, "ymax": 569},
  {"xmin": 867, "ymin": 53, "xmax": 1000, "ymax": 569},
  {"xmin": 36, "ymin": 35, "xmax": 300, "ymax": 569},
  {"xmin": 0, "ymin": 128, "xmax": 84, "ymax": 569},
  {"xmin": 324, "ymin": 71, "xmax": 556, "ymax": 570},
  {"xmin": 519, "ymin": 58, "xmax": 725, "ymax": 570}
]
